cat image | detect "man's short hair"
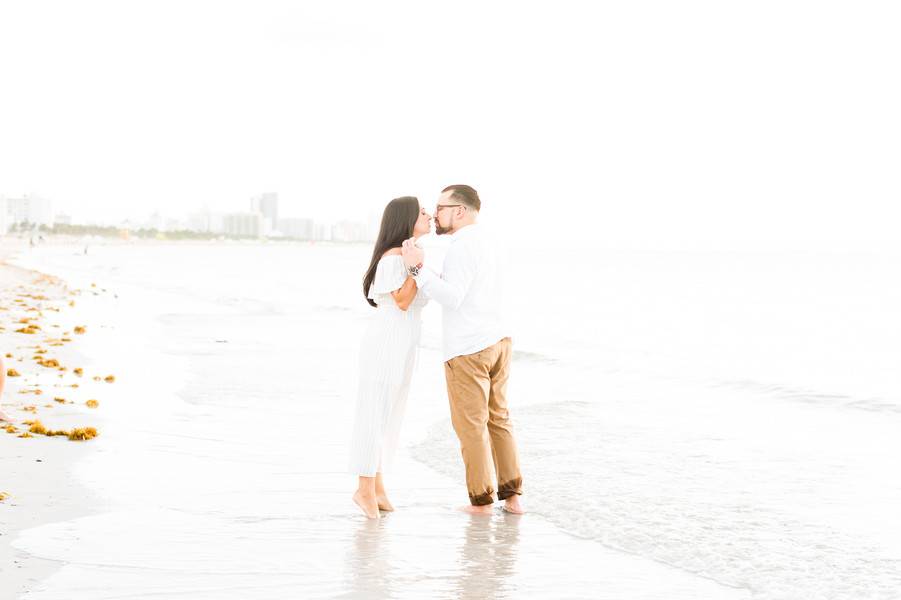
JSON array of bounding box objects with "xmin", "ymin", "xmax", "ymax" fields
[{"xmin": 442, "ymin": 184, "xmax": 481, "ymax": 212}]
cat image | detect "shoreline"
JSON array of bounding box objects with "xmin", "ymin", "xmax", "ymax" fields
[
  {"xmin": 6, "ymin": 238, "xmax": 894, "ymax": 597},
  {"xmin": 0, "ymin": 240, "xmax": 754, "ymax": 599},
  {"xmin": 0, "ymin": 241, "xmax": 111, "ymax": 596}
]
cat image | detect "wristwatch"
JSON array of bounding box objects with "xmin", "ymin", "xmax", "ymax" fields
[{"xmin": 407, "ymin": 262, "xmax": 423, "ymax": 277}]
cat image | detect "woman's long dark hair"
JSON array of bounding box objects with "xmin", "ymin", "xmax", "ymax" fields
[{"xmin": 363, "ymin": 196, "xmax": 419, "ymax": 307}]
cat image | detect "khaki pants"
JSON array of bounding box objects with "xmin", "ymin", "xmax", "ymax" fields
[{"xmin": 444, "ymin": 337, "xmax": 522, "ymax": 506}]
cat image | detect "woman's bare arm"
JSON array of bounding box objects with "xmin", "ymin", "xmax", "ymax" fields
[
  {"xmin": 380, "ymin": 247, "xmax": 418, "ymax": 311},
  {"xmin": 390, "ymin": 276, "xmax": 418, "ymax": 311}
]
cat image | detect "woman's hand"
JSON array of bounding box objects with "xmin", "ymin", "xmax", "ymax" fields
[{"xmin": 401, "ymin": 238, "xmax": 424, "ymax": 269}]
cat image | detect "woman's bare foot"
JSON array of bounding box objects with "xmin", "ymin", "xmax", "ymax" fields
[
  {"xmin": 376, "ymin": 495, "xmax": 395, "ymax": 512},
  {"xmin": 373, "ymin": 472, "xmax": 393, "ymax": 512},
  {"xmin": 0, "ymin": 408, "xmax": 13, "ymax": 423},
  {"xmin": 502, "ymin": 496, "xmax": 525, "ymax": 514},
  {"xmin": 353, "ymin": 491, "xmax": 380, "ymax": 519},
  {"xmin": 458, "ymin": 504, "xmax": 494, "ymax": 515}
]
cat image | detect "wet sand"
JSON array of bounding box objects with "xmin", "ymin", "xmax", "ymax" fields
[
  {"xmin": 8, "ymin": 402, "xmax": 749, "ymax": 600},
  {"xmin": 0, "ymin": 241, "xmax": 109, "ymax": 596},
  {"xmin": 0, "ymin": 238, "xmax": 753, "ymax": 599}
]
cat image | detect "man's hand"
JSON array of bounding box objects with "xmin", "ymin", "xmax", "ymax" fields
[{"xmin": 401, "ymin": 237, "xmax": 424, "ymax": 269}]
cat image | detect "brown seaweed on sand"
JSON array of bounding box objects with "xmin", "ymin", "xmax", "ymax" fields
[
  {"xmin": 74, "ymin": 326, "xmax": 86, "ymax": 334},
  {"xmin": 6, "ymin": 368, "xmax": 21, "ymax": 377},
  {"xmin": 28, "ymin": 420, "xmax": 48, "ymax": 435},
  {"xmin": 68, "ymin": 427, "xmax": 98, "ymax": 441},
  {"xmin": 25, "ymin": 420, "xmax": 99, "ymax": 441},
  {"xmin": 85, "ymin": 400, "xmax": 99, "ymax": 408}
]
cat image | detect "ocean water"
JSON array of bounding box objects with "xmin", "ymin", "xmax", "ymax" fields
[{"xmin": 8, "ymin": 238, "xmax": 901, "ymax": 599}]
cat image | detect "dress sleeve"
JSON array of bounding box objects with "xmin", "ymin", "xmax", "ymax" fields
[{"xmin": 368, "ymin": 255, "xmax": 408, "ymax": 299}]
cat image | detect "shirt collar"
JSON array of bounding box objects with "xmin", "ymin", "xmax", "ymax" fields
[{"xmin": 451, "ymin": 223, "xmax": 479, "ymax": 242}]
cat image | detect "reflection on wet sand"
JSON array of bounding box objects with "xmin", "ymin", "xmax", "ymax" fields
[
  {"xmin": 343, "ymin": 510, "xmax": 522, "ymax": 600},
  {"xmin": 347, "ymin": 518, "xmax": 395, "ymax": 599},
  {"xmin": 456, "ymin": 512, "xmax": 522, "ymax": 600}
]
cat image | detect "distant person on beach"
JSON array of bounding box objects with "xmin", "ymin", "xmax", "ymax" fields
[
  {"xmin": 349, "ymin": 197, "xmax": 433, "ymax": 519},
  {"xmin": 401, "ymin": 184, "xmax": 524, "ymax": 515},
  {"xmin": 0, "ymin": 356, "xmax": 12, "ymax": 422}
]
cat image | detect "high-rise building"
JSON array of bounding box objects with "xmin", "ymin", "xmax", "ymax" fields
[
  {"xmin": 3, "ymin": 194, "xmax": 54, "ymax": 229},
  {"xmin": 224, "ymin": 212, "xmax": 263, "ymax": 238},
  {"xmin": 251, "ymin": 193, "xmax": 278, "ymax": 232}
]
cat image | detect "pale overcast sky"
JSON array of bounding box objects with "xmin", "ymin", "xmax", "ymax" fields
[{"xmin": 1, "ymin": 1, "xmax": 898, "ymax": 247}]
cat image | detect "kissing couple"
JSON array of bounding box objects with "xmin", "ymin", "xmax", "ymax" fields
[{"xmin": 348, "ymin": 184, "xmax": 524, "ymax": 518}]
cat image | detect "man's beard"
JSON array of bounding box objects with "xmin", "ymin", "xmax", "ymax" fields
[{"xmin": 435, "ymin": 215, "xmax": 453, "ymax": 235}]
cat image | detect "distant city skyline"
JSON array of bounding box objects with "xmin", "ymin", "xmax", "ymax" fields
[{"xmin": 0, "ymin": 191, "xmax": 379, "ymax": 242}]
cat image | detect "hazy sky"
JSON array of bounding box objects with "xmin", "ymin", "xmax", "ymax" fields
[{"xmin": 1, "ymin": 1, "xmax": 898, "ymax": 247}]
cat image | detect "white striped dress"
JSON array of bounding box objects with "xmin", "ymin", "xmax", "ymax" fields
[{"xmin": 349, "ymin": 255, "xmax": 428, "ymax": 477}]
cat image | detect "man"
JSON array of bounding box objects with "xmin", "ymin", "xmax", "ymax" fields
[{"xmin": 401, "ymin": 184, "xmax": 524, "ymax": 515}]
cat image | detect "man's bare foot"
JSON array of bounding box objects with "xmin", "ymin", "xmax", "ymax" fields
[
  {"xmin": 458, "ymin": 504, "xmax": 494, "ymax": 515},
  {"xmin": 376, "ymin": 495, "xmax": 395, "ymax": 512},
  {"xmin": 502, "ymin": 496, "xmax": 525, "ymax": 514},
  {"xmin": 353, "ymin": 490, "xmax": 380, "ymax": 519}
]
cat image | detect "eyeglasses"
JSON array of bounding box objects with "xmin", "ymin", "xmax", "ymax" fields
[{"xmin": 435, "ymin": 204, "xmax": 463, "ymax": 212}]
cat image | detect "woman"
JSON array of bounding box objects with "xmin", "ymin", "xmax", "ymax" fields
[{"xmin": 349, "ymin": 196, "xmax": 432, "ymax": 519}]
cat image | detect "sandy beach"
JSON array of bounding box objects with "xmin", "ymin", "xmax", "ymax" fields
[
  {"xmin": 1, "ymin": 237, "xmax": 899, "ymax": 599},
  {"xmin": 0, "ymin": 238, "xmax": 756, "ymax": 600},
  {"xmin": 0, "ymin": 239, "xmax": 112, "ymax": 596}
]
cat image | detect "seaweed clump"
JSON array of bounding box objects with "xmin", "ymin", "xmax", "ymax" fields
[
  {"xmin": 68, "ymin": 427, "xmax": 98, "ymax": 441},
  {"xmin": 26, "ymin": 420, "xmax": 99, "ymax": 441}
]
